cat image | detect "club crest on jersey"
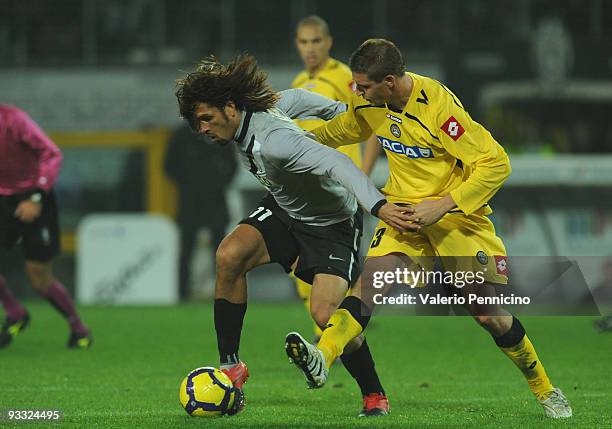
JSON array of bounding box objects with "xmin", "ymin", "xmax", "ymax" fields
[
  {"xmin": 377, "ymin": 136, "xmax": 434, "ymax": 159},
  {"xmin": 386, "ymin": 113, "xmax": 403, "ymax": 124},
  {"xmin": 390, "ymin": 124, "xmax": 401, "ymax": 138},
  {"xmin": 441, "ymin": 116, "xmax": 465, "ymax": 141},
  {"xmin": 254, "ymin": 173, "xmax": 280, "ymax": 191},
  {"xmin": 476, "ymin": 250, "xmax": 488, "ymax": 265}
]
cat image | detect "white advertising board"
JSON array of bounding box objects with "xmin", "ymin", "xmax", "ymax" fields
[{"xmin": 77, "ymin": 214, "xmax": 178, "ymax": 304}]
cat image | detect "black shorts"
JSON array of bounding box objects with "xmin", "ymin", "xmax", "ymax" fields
[
  {"xmin": 0, "ymin": 190, "xmax": 61, "ymax": 262},
  {"xmin": 239, "ymin": 194, "xmax": 363, "ymax": 285}
]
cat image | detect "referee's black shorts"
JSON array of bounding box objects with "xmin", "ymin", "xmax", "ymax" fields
[
  {"xmin": 0, "ymin": 190, "xmax": 61, "ymax": 262},
  {"xmin": 239, "ymin": 194, "xmax": 362, "ymax": 285}
]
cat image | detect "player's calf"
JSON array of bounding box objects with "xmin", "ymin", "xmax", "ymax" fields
[
  {"xmin": 486, "ymin": 315, "xmax": 572, "ymax": 417},
  {"xmin": 472, "ymin": 313, "xmax": 513, "ymax": 336}
]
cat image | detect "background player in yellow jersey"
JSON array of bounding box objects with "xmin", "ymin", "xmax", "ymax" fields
[
  {"xmin": 292, "ymin": 15, "xmax": 364, "ymax": 170},
  {"xmin": 285, "ymin": 39, "xmax": 572, "ymax": 419},
  {"xmin": 291, "ymin": 15, "xmax": 380, "ymax": 340}
]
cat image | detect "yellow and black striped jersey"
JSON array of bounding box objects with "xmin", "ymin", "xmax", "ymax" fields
[
  {"xmin": 312, "ymin": 72, "xmax": 511, "ymax": 215},
  {"xmin": 291, "ymin": 58, "xmax": 362, "ymax": 167}
]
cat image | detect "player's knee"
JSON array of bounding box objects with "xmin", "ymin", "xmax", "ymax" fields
[
  {"xmin": 25, "ymin": 263, "xmax": 53, "ymax": 292},
  {"xmin": 215, "ymin": 240, "xmax": 249, "ymax": 280}
]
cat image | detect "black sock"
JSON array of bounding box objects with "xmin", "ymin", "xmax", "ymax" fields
[
  {"xmin": 340, "ymin": 339, "xmax": 384, "ymax": 396},
  {"xmin": 338, "ymin": 296, "xmax": 372, "ymax": 331},
  {"xmin": 214, "ymin": 299, "xmax": 247, "ymax": 366},
  {"xmin": 493, "ymin": 315, "xmax": 526, "ymax": 348}
]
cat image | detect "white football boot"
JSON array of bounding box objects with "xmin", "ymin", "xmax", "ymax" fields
[
  {"xmin": 285, "ymin": 332, "xmax": 328, "ymax": 388},
  {"xmin": 539, "ymin": 387, "xmax": 572, "ymax": 418}
]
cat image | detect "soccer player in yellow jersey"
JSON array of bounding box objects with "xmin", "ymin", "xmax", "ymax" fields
[
  {"xmin": 285, "ymin": 39, "xmax": 572, "ymax": 419},
  {"xmin": 292, "ymin": 15, "xmax": 362, "ymax": 167},
  {"xmin": 291, "ymin": 15, "xmax": 380, "ymax": 340}
]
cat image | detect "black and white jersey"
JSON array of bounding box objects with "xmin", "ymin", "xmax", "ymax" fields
[{"xmin": 231, "ymin": 88, "xmax": 383, "ymax": 226}]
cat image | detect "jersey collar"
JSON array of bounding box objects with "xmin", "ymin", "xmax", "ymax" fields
[
  {"xmin": 307, "ymin": 57, "xmax": 335, "ymax": 79},
  {"xmin": 387, "ymin": 72, "xmax": 419, "ymax": 114},
  {"xmin": 234, "ymin": 111, "xmax": 253, "ymax": 143}
]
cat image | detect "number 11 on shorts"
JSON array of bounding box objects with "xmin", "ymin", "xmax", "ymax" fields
[{"xmin": 249, "ymin": 206, "xmax": 273, "ymax": 222}]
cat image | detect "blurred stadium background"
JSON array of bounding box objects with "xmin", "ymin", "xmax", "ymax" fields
[{"xmin": 1, "ymin": 0, "xmax": 611, "ymax": 306}]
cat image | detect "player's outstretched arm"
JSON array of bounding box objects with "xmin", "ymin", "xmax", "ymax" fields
[
  {"xmin": 264, "ymin": 128, "xmax": 416, "ymax": 232},
  {"xmin": 277, "ymin": 88, "xmax": 346, "ymax": 121},
  {"xmin": 279, "ymin": 89, "xmax": 371, "ymax": 149},
  {"xmin": 434, "ymin": 92, "xmax": 511, "ymax": 215}
]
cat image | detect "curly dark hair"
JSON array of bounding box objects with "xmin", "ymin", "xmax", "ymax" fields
[{"xmin": 175, "ymin": 54, "xmax": 279, "ymax": 130}]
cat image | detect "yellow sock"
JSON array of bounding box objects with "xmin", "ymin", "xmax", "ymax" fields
[
  {"xmin": 500, "ymin": 335, "xmax": 554, "ymax": 400},
  {"xmin": 317, "ymin": 309, "xmax": 363, "ymax": 369}
]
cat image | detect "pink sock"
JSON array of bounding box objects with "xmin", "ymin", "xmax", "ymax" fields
[
  {"xmin": 39, "ymin": 280, "xmax": 89, "ymax": 335},
  {"xmin": 0, "ymin": 274, "xmax": 28, "ymax": 321}
]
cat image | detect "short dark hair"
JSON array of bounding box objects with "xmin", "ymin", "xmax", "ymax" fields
[
  {"xmin": 296, "ymin": 15, "xmax": 330, "ymax": 37},
  {"xmin": 175, "ymin": 54, "xmax": 279, "ymax": 130},
  {"xmin": 349, "ymin": 39, "xmax": 405, "ymax": 82}
]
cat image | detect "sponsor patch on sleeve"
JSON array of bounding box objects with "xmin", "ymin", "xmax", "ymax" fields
[
  {"xmin": 441, "ymin": 116, "xmax": 465, "ymax": 141},
  {"xmin": 494, "ymin": 255, "xmax": 509, "ymax": 275}
]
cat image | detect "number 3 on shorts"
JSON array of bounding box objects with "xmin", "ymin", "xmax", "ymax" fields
[{"xmin": 370, "ymin": 227, "xmax": 386, "ymax": 248}]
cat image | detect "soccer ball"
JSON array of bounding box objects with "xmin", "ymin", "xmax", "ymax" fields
[{"xmin": 179, "ymin": 367, "xmax": 236, "ymax": 417}]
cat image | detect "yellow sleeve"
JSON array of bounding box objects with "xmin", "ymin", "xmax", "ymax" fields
[
  {"xmin": 435, "ymin": 91, "xmax": 511, "ymax": 214},
  {"xmin": 312, "ymin": 94, "xmax": 372, "ymax": 148}
]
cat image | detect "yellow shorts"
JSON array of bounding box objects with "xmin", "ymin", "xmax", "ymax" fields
[{"xmin": 367, "ymin": 209, "xmax": 508, "ymax": 285}]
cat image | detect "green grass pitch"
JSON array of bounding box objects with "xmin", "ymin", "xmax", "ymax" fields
[{"xmin": 1, "ymin": 301, "xmax": 611, "ymax": 428}]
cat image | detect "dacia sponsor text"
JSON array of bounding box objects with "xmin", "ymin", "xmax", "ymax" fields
[{"xmin": 377, "ymin": 136, "xmax": 434, "ymax": 159}]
